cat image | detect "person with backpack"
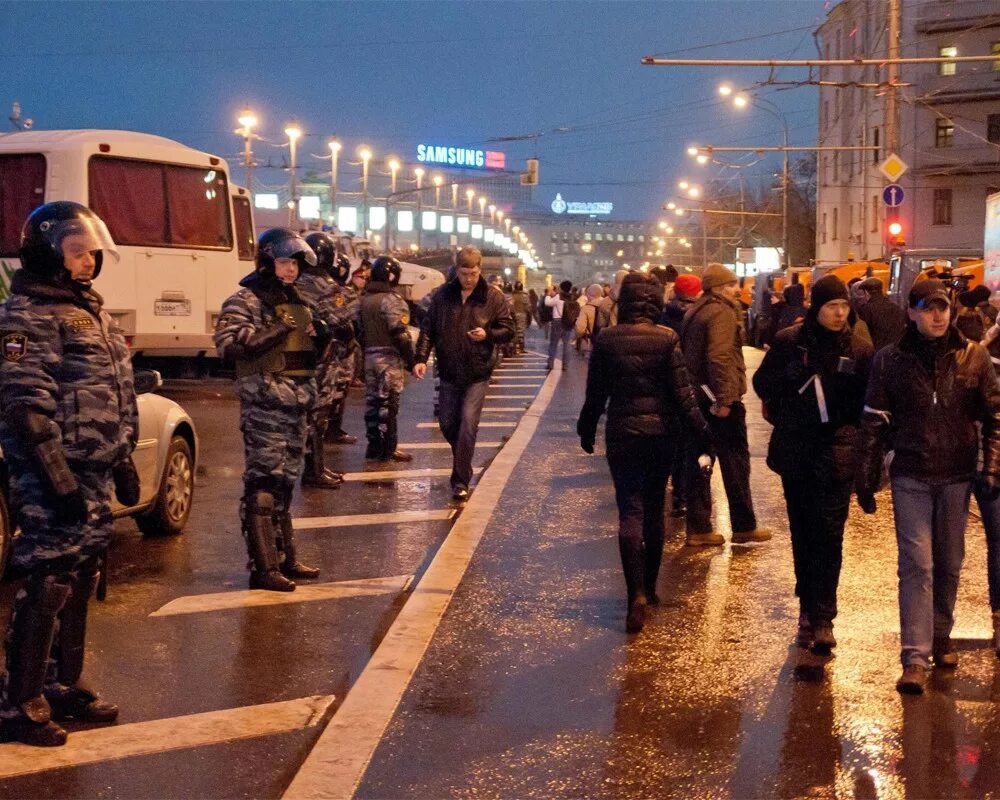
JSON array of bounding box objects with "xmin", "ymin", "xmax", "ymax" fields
[
  {"xmin": 546, "ymin": 280, "xmax": 578, "ymax": 371},
  {"xmin": 575, "ymin": 283, "xmax": 603, "ymax": 357},
  {"xmin": 537, "ymin": 286, "xmax": 554, "ymax": 341}
]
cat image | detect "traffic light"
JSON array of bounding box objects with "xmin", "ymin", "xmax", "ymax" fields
[
  {"xmin": 521, "ymin": 158, "xmax": 538, "ymax": 186},
  {"xmin": 886, "ymin": 219, "xmax": 905, "ymax": 248}
]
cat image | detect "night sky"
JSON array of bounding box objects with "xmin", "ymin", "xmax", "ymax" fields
[{"xmin": 4, "ymin": 0, "xmax": 828, "ymax": 220}]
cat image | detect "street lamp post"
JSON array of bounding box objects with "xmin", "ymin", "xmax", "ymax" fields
[
  {"xmin": 414, "ymin": 168, "xmax": 424, "ymax": 250},
  {"xmin": 388, "ymin": 159, "xmax": 400, "ymax": 194},
  {"xmin": 359, "ymin": 147, "xmax": 372, "ymax": 236},
  {"xmin": 466, "ymin": 188, "xmax": 475, "ymax": 212},
  {"xmin": 451, "ymin": 183, "xmax": 458, "ymax": 210},
  {"xmin": 433, "ymin": 176, "xmax": 443, "ymax": 247},
  {"xmin": 328, "ymin": 140, "xmax": 341, "ymax": 226},
  {"xmin": 478, "ymin": 196, "xmax": 487, "ymax": 221},
  {"xmin": 284, "ymin": 122, "xmax": 302, "ymax": 228},
  {"xmin": 237, "ymin": 107, "xmax": 257, "ymax": 201}
]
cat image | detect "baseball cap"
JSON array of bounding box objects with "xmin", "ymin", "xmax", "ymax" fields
[{"xmin": 908, "ymin": 278, "xmax": 950, "ymax": 310}]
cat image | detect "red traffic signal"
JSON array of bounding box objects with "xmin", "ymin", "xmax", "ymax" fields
[{"xmin": 886, "ymin": 219, "xmax": 905, "ymax": 247}]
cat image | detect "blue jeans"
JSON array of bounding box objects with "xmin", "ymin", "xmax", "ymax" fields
[
  {"xmin": 546, "ymin": 325, "xmax": 572, "ymax": 370},
  {"xmin": 438, "ymin": 380, "xmax": 489, "ymax": 491},
  {"xmin": 973, "ymin": 482, "xmax": 1000, "ymax": 611},
  {"xmin": 891, "ymin": 476, "xmax": 972, "ymax": 668}
]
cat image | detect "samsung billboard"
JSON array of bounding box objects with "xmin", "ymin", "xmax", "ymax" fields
[{"xmin": 416, "ymin": 144, "xmax": 506, "ymax": 171}]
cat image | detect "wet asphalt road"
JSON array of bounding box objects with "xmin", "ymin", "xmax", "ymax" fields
[{"xmin": 1, "ymin": 336, "xmax": 999, "ymax": 798}]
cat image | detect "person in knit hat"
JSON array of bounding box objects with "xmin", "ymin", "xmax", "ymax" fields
[
  {"xmin": 680, "ymin": 263, "xmax": 770, "ymax": 546},
  {"xmin": 753, "ymin": 275, "xmax": 874, "ymax": 657}
]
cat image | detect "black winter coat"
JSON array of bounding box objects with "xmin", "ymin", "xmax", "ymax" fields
[
  {"xmin": 659, "ymin": 295, "xmax": 695, "ymax": 333},
  {"xmin": 415, "ymin": 276, "xmax": 515, "ymax": 387},
  {"xmin": 752, "ymin": 320, "xmax": 873, "ymax": 481},
  {"xmin": 856, "ymin": 293, "xmax": 906, "ymax": 351},
  {"xmin": 577, "ymin": 322, "xmax": 709, "ymax": 452},
  {"xmin": 858, "ymin": 325, "xmax": 1000, "ymax": 490}
]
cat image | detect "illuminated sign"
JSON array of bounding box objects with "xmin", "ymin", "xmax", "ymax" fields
[
  {"xmin": 416, "ymin": 144, "xmax": 506, "ymax": 171},
  {"xmin": 551, "ymin": 193, "xmax": 613, "ymax": 215}
]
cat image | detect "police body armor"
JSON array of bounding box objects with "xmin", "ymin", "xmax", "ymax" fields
[
  {"xmin": 235, "ymin": 302, "xmax": 316, "ymax": 378},
  {"xmin": 360, "ymin": 292, "xmax": 404, "ymax": 349}
]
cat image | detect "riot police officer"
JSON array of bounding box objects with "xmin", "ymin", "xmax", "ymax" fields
[
  {"xmin": 358, "ymin": 256, "xmax": 415, "ymax": 462},
  {"xmin": 214, "ymin": 228, "xmax": 325, "ymax": 592},
  {"xmin": 0, "ymin": 201, "xmax": 138, "ymax": 746},
  {"xmin": 325, "ymin": 252, "xmax": 361, "ymax": 444}
]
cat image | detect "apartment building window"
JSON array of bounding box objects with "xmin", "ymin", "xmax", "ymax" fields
[
  {"xmin": 988, "ymin": 114, "xmax": 1000, "ymax": 144},
  {"xmin": 832, "ymin": 207, "xmax": 839, "ymax": 241},
  {"xmin": 821, "ymin": 212, "xmax": 827, "ymax": 244},
  {"xmin": 933, "ymin": 188, "xmax": 953, "ymax": 226},
  {"xmin": 939, "ymin": 46, "xmax": 957, "ymax": 76},
  {"xmin": 935, "ymin": 117, "xmax": 955, "ymax": 148},
  {"xmin": 993, "ymin": 42, "xmax": 1000, "ymax": 72}
]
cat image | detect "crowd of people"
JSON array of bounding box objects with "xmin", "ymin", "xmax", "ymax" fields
[{"xmin": 574, "ymin": 262, "xmax": 1000, "ymax": 697}]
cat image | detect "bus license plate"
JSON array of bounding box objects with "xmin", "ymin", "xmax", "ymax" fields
[{"xmin": 154, "ymin": 299, "xmax": 192, "ymax": 316}]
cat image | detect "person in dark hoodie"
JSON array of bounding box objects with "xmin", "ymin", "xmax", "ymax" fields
[
  {"xmin": 578, "ymin": 273, "xmax": 710, "ymax": 634},
  {"xmin": 753, "ymin": 276, "xmax": 874, "ymax": 657},
  {"xmin": 774, "ymin": 283, "xmax": 807, "ymax": 334},
  {"xmin": 855, "ymin": 277, "xmax": 906, "ymax": 351},
  {"xmin": 214, "ymin": 228, "xmax": 328, "ymax": 592}
]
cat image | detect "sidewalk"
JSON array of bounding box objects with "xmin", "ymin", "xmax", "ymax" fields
[{"xmin": 347, "ymin": 348, "xmax": 1000, "ymax": 799}]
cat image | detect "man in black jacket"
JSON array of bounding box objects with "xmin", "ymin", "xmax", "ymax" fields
[
  {"xmin": 856, "ymin": 277, "xmax": 906, "ymax": 351},
  {"xmin": 414, "ymin": 247, "xmax": 515, "ymax": 501},
  {"xmin": 858, "ymin": 278, "xmax": 1000, "ymax": 694}
]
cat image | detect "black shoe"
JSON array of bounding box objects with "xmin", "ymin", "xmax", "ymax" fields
[
  {"xmin": 933, "ymin": 637, "xmax": 958, "ymax": 668},
  {"xmin": 626, "ymin": 596, "xmax": 647, "ymax": 634},
  {"xmin": 301, "ymin": 469, "xmax": 343, "ymax": 489},
  {"xmin": 645, "ymin": 590, "xmax": 661, "ymax": 606},
  {"xmin": 249, "ymin": 569, "xmax": 295, "ymax": 592},
  {"xmin": 796, "ymin": 612, "xmax": 814, "ymax": 649},
  {"xmin": 327, "ymin": 430, "xmax": 357, "ymax": 445},
  {"xmin": 810, "ymin": 623, "xmax": 837, "ymax": 656},
  {"xmin": 670, "ymin": 500, "xmax": 686, "ymax": 518},
  {"xmin": 1, "ymin": 716, "xmax": 67, "ymax": 747},
  {"xmin": 452, "ymin": 486, "xmax": 470, "ymax": 502},
  {"xmin": 896, "ymin": 664, "xmax": 928, "ymax": 694},
  {"xmin": 45, "ymin": 685, "xmax": 118, "ymax": 723},
  {"xmin": 391, "ymin": 450, "xmax": 413, "ymax": 462},
  {"xmin": 281, "ymin": 560, "xmax": 320, "ymax": 580}
]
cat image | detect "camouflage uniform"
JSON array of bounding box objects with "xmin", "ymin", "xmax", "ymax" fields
[
  {"xmin": 0, "ymin": 269, "xmax": 136, "ymax": 736},
  {"xmin": 358, "ymin": 281, "xmax": 415, "ymax": 459}
]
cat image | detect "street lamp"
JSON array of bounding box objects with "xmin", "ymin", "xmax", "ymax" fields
[
  {"xmin": 359, "ymin": 146, "xmax": 372, "ymax": 233},
  {"xmin": 284, "ymin": 122, "xmax": 302, "ymax": 227},
  {"xmin": 328, "ymin": 140, "xmax": 341, "ymax": 223},
  {"xmin": 433, "ymin": 174, "xmax": 443, "ymax": 208},
  {"xmin": 414, "ymin": 168, "xmax": 425, "ymax": 249},
  {"xmin": 388, "ymin": 158, "xmax": 400, "ymax": 194},
  {"xmin": 236, "ymin": 107, "xmax": 257, "ymax": 200},
  {"xmin": 489, "ymin": 204, "xmax": 496, "ymax": 224},
  {"xmin": 466, "ymin": 188, "xmax": 475, "ymax": 211},
  {"xmin": 478, "ymin": 195, "xmax": 487, "ymax": 220},
  {"xmin": 451, "ymin": 183, "xmax": 458, "ymax": 209}
]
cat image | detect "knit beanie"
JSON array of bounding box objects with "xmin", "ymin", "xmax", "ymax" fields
[
  {"xmin": 585, "ymin": 283, "xmax": 603, "ymax": 301},
  {"xmin": 807, "ymin": 275, "xmax": 849, "ymax": 320},
  {"xmin": 701, "ymin": 262, "xmax": 737, "ymax": 291},
  {"xmin": 674, "ymin": 274, "xmax": 702, "ymax": 299}
]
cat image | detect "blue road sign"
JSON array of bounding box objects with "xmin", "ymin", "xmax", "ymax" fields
[{"xmin": 883, "ymin": 184, "xmax": 905, "ymax": 207}]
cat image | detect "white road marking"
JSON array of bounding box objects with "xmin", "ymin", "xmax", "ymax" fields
[
  {"xmin": 283, "ymin": 362, "xmax": 560, "ymax": 800},
  {"xmin": 150, "ymin": 575, "xmax": 412, "ymax": 617},
  {"xmin": 488, "ymin": 384, "xmax": 543, "ymax": 389},
  {"xmin": 340, "ymin": 467, "xmax": 483, "ymax": 481},
  {"xmin": 0, "ymin": 695, "xmax": 336, "ymax": 780},
  {"xmin": 394, "ymin": 441, "xmax": 503, "ymax": 450},
  {"xmin": 417, "ymin": 421, "xmax": 514, "ymax": 428},
  {"xmin": 294, "ymin": 509, "xmax": 457, "ymax": 530},
  {"xmin": 485, "ymin": 395, "xmax": 534, "ymax": 399},
  {"xmin": 482, "ymin": 407, "xmax": 529, "ymax": 412}
]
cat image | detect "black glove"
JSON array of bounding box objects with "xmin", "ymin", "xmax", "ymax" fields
[
  {"xmin": 977, "ymin": 474, "xmax": 1000, "ymax": 501},
  {"xmin": 857, "ymin": 492, "xmax": 877, "ymax": 514},
  {"xmin": 580, "ymin": 436, "xmax": 595, "ymax": 455},
  {"xmin": 113, "ymin": 457, "xmax": 141, "ymax": 507},
  {"xmin": 55, "ymin": 487, "xmax": 89, "ymax": 526}
]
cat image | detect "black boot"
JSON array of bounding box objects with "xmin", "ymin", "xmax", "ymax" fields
[
  {"xmin": 243, "ymin": 491, "xmax": 295, "ymax": 592},
  {"xmin": 618, "ymin": 536, "xmax": 647, "ymax": 634},
  {"xmin": 44, "ymin": 566, "xmax": 117, "ymax": 723},
  {"xmin": 385, "ymin": 391, "xmax": 410, "ymax": 462},
  {"xmin": 1, "ymin": 576, "xmax": 70, "ymax": 746},
  {"xmin": 325, "ymin": 403, "xmax": 357, "ymax": 445},
  {"xmin": 365, "ymin": 411, "xmax": 384, "ymax": 460},
  {"xmin": 276, "ymin": 513, "xmax": 320, "ymax": 579},
  {"xmin": 301, "ymin": 417, "xmax": 342, "ymax": 489}
]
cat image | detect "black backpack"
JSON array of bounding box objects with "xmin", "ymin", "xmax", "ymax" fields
[{"xmin": 561, "ymin": 298, "xmax": 581, "ymax": 330}]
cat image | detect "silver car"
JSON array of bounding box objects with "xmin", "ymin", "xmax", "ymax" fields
[{"xmin": 0, "ymin": 369, "xmax": 198, "ymax": 566}]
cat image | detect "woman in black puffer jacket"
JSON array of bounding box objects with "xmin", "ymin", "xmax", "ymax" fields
[{"xmin": 578, "ymin": 273, "xmax": 710, "ymax": 634}]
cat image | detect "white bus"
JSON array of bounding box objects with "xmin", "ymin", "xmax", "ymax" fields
[{"xmin": 0, "ymin": 129, "xmax": 255, "ymax": 357}]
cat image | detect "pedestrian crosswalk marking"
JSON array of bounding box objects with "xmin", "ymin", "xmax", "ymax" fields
[
  {"xmin": 0, "ymin": 694, "xmax": 336, "ymax": 780},
  {"xmin": 150, "ymin": 575, "xmax": 412, "ymax": 617},
  {"xmin": 294, "ymin": 509, "xmax": 457, "ymax": 529},
  {"xmin": 417, "ymin": 421, "xmax": 513, "ymax": 428},
  {"xmin": 485, "ymin": 395, "xmax": 534, "ymax": 399},
  {"xmin": 488, "ymin": 384, "xmax": 543, "ymax": 388},
  {"xmin": 340, "ymin": 467, "xmax": 484, "ymax": 481},
  {"xmin": 482, "ymin": 407, "xmax": 529, "ymax": 412},
  {"xmin": 394, "ymin": 441, "xmax": 503, "ymax": 450}
]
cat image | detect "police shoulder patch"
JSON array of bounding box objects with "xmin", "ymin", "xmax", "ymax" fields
[{"xmin": 2, "ymin": 332, "xmax": 27, "ymax": 362}]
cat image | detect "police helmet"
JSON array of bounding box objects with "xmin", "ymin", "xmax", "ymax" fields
[
  {"xmin": 333, "ymin": 254, "xmax": 351, "ymax": 284},
  {"xmin": 304, "ymin": 231, "xmax": 337, "ymax": 275},
  {"xmin": 255, "ymin": 228, "xmax": 317, "ymax": 278},
  {"xmin": 20, "ymin": 201, "xmax": 119, "ymax": 282},
  {"xmin": 371, "ymin": 255, "xmax": 402, "ymax": 286}
]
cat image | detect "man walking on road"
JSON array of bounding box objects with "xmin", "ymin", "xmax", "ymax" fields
[
  {"xmin": 414, "ymin": 247, "xmax": 514, "ymax": 502},
  {"xmin": 857, "ymin": 278, "xmax": 1000, "ymax": 694},
  {"xmin": 545, "ymin": 280, "xmax": 577, "ymax": 371},
  {"xmin": 680, "ymin": 263, "xmax": 770, "ymax": 546}
]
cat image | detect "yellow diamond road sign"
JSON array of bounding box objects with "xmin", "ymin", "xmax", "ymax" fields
[{"xmin": 879, "ymin": 153, "xmax": 908, "ymax": 183}]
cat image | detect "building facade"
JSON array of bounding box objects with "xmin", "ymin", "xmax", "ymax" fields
[{"xmin": 815, "ymin": 0, "xmax": 1000, "ymax": 264}]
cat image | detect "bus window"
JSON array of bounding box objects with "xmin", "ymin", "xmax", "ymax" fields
[
  {"xmin": 232, "ymin": 195, "xmax": 254, "ymax": 260},
  {"xmin": 0, "ymin": 154, "xmax": 46, "ymax": 257},
  {"xmin": 889, "ymin": 255, "xmax": 902, "ymax": 297},
  {"xmin": 88, "ymin": 157, "xmax": 232, "ymax": 250}
]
